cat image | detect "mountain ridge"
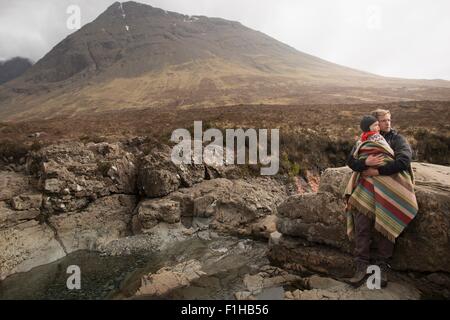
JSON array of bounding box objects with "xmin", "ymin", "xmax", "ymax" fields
[{"xmin": 1, "ymin": 1, "xmax": 450, "ymax": 121}]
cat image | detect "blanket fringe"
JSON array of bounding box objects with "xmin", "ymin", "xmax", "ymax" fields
[
  {"xmin": 374, "ymin": 222, "xmax": 397, "ymax": 243},
  {"xmin": 347, "ymin": 198, "xmax": 397, "ymax": 243},
  {"xmin": 347, "ymin": 198, "xmax": 375, "ymax": 220}
]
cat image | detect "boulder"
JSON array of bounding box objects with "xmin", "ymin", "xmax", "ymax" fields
[
  {"xmin": 137, "ymin": 147, "xmax": 205, "ymax": 198},
  {"xmin": 269, "ymin": 162, "xmax": 450, "ymax": 278},
  {"xmin": 48, "ymin": 194, "xmax": 137, "ymax": 253},
  {"xmin": 131, "ymin": 198, "xmax": 181, "ymax": 232}
]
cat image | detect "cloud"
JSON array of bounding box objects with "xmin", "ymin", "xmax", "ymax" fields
[{"xmin": 0, "ymin": 0, "xmax": 449, "ymax": 79}]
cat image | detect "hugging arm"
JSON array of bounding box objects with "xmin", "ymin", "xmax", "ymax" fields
[
  {"xmin": 378, "ymin": 135, "xmax": 412, "ymax": 175},
  {"xmin": 346, "ymin": 145, "xmax": 367, "ymax": 172}
]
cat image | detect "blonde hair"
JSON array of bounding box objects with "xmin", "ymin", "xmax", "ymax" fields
[{"xmin": 371, "ymin": 108, "xmax": 391, "ymax": 119}]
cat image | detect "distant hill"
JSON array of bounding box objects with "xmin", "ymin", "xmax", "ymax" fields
[
  {"xmin": 1, "ymin": 1, "xmax": 449, "ymax": 120},
  {"xmin": 0, "ymin": 57, "xmax": 33, "ymax": 85}
]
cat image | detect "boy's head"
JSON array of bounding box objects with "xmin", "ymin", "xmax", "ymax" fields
[{"xmin": 360, "ymin": 115, "xmax": 379, "ymax": 133}]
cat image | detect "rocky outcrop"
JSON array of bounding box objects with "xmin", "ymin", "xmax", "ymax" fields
[
  {"xmin": 48, "ymin": 194, "xmax": 137, "ymax": 253},
  {"xmin": 26, "ymin": 141, "xmax": 138, "ymax": 213},
  {"xmin": 1, "ymin": 139, "xmax": 288, "ymax": 281},
  {"xmin": 132, "ymin": 177, "xmax": 288, "ymax": 238},
  {"xmin": 269, "ymin": 162, "xmax": 450, "ymax": 290},
  {"xmin": 0, "ymin": 167, "xmax": 137, "ymax": 279}
]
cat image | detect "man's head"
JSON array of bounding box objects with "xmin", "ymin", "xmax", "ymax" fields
[{"xmin": 372, "ymin": 108, "xmax": 391, "ymax": 133}]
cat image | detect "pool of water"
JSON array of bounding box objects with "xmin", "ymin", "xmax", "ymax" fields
[{"xmin": 0, "ymin": 236, "xmax": 270, "ymax": 300}]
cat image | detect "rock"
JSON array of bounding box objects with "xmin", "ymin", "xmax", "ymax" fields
[
  {"xmin": 269, "ymin": 233, "xmax": 355, "ymax": 278},
  {"xmin": 0, "ymin": 220, "xmax": 66, "ymax": 280},
  {"xmin": 276, "ymin": 192, "xmax": 350, "ymax": 252},
  {"xmin": 269, "ymin": 162, "xmax": 450, "ymax": 282},
  {"xmin": 285, "ymin": 279, "xmax": 421, "ymax": 300},
  {"xmin": 234, "ymin": 291, "xmax": 256, "ymax": 300},
  {"xmin": 26, "ymin": 141, "xmax": 138, "ymax": 213},
  {"xmin": 306, "ymin": 275, "xmax": 347, "ymax": 290},
  {"xmin": 11, "ymin": 193, "xmax": 42, "ymax": 210},
  {"xmin": 132, "ymin": 198, "xmax": 181, "ymax": 232},
  {"xmin": 135, "ymin": 259, "xmax": 206, "ymax": 297},
  {"xmin": 48, "ymin": 194, "xmax": 137, "ymax": 253},
  {"xmin": 240, "ymin": 266, "xmax": 304, "ymax": 297},
  {"xmin": 0, "ymin": 201, "xmax": 40, "ymax": 230},
  {"xmin": 317, "ymin": 166, "xmax": 352, "ymax": 196},
  {"xmin": 138, "ymin": 177, "xmax": 288, "ymax": 238},
  {"xmin": 137, "ymin": 147, "xmax": 205, "ymax": 198},
  {"xmin": 138, "ymin": 167, "xmax": 180, "ymax": 198},
  {"xmin": 0, "ymin": 171, "xmax": 32, "ymax": 201},
  {"xmin": 250, "ymin": 214, "xmax": 277, "ymax": 239},
  {"xmin": 101, "ymin": 222, "xmax": 189, "ymax": 256}
]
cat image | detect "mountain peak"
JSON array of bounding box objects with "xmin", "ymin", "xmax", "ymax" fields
[{"xmin": 1, "ymin": 1, "xmax": 449, "ymax": 120}]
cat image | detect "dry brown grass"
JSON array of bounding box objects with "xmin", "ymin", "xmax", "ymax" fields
[{"xmin": 1, "ymin": 100, "xmax": 449, "ymax": 169}]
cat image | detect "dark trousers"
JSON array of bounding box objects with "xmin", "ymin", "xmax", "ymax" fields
[{"xmin": 354, "ymin": 211, "xmax": 395, "ymax": 265}]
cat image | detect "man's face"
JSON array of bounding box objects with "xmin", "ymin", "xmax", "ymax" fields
[{"xmin": 378, "ymin": 113, "xmax": 391, "ymax": 132}]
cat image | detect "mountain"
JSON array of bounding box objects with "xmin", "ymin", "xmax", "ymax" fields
[
  {"xmin": 0, "ymin": 57, "xmax": 33, "ymax": 85},
  {"xmin": 1, "ymin": 1, "xmax": 450, "ymax": 120}
]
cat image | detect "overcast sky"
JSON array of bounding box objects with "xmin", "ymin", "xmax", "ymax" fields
[{"xmin": 1, "ymin": 0, "xmax": 449, "ymax": 80}]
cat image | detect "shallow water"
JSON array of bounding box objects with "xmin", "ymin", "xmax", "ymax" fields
[{"xmin": 0, "ymin": 236, "xmax": 271, "ymax": 300}]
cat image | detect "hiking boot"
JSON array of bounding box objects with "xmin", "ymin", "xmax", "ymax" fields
[{"xmin": 348, "ymin": 262, "xmax": 369, "ymax": 288}]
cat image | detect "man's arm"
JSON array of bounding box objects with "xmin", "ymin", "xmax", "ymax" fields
[
  {"xmin": 346, "ymin": 145, "xmax": 367, "ymax": 172},
  {"xmin": 378, "ymin": 134, "xmax": 412, "ymax": 175}
]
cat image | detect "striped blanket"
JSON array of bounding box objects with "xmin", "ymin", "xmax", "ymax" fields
[{"xmin": 344, "ymin": 140, "xmax": 418, "ymax": 242}]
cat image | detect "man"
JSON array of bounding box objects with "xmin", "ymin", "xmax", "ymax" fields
[{"xmin": 346, "ymin": 108, "xmax": 413, "ymax": 287}]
